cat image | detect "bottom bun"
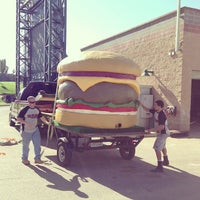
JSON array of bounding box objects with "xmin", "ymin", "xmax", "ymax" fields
[{"xmin": 55, "ymin": 109, "xmax": 137, "ymax": 129}]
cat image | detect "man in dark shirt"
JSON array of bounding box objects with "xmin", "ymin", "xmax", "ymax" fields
[
  {"xmin": 17, "ymin": 96, "xmax": 49, "ymax": 165},
  {"xmin": 139, "ymin": 100, "xmax": 170, "ymax": 172}
]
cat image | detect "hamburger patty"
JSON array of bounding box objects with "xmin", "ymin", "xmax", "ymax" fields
[{"xmin": 58, "ymin": 81, "xmax": 138, "ymax": 104}]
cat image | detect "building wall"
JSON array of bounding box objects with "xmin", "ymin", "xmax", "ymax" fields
[
  {"xmin": 181, "ymin": 8, "xmax": 200, "ymax": 130},
  {"xmin": 82, "ymin": 7, "xmax": 200, "ymax": 132}
]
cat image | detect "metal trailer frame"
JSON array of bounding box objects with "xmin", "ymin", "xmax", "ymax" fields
[{"xmin": 52, "ymin": 124, "xmax": 145, "ymax": 167}]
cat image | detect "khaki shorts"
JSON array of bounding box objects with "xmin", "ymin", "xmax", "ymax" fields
[{"xmin": 153, "ymin": 133, "xmax": 169, "ymax": 151}]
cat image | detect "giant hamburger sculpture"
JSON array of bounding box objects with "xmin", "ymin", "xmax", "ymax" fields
[{"xmin": 55, "ymin": 51, "xmax": 141, "ymax": 129}]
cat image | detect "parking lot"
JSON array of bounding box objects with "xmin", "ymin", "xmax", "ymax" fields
[{"xmin": 1, "ymin": 106, "xmax": 200, "ymax": 200}]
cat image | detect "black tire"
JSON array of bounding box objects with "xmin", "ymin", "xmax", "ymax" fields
[
  {"xmin": 57, "ymin": 141, "xmax": 72, "ymax": 167},
  {"xmin": 119, "ymin": 146, "xmax": 135, "ymax": 160}
]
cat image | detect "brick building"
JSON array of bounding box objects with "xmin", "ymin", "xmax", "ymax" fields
[{"xmin": 81, "ymin": 7, "xmax": 200, "ymax": 133}]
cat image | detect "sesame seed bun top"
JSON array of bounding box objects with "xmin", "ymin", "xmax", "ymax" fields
[{"xmin": 57, "ymin": 51, "xmax": 141, "ymax": 77}]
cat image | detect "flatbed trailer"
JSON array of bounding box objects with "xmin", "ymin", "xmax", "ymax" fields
[{"xmin": 51, "ymin": 121, "xmax": 145, "ymax": 167}]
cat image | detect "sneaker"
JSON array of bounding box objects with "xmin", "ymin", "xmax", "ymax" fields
[
  {"xmin": 163, "ymin": 156, "xmax": 169, "ymax": 166},
  {"xmin": 163, "ymin": 160, "xmax": 169, "ymax": 166},
  {"xmin": 22, "ymin": 160, "xmax": 30, "ymax": 165},
  {"xmin": 34, "ymin": 159, "xmax": 44, "ymax": 164}
]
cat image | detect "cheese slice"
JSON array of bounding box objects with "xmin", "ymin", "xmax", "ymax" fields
[{"xmin": 58, "ymin": 76, "xmax": 140, "ymax": 94}]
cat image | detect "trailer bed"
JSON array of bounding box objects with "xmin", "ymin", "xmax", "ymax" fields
[{"xmin": 52, "ymin": 121, "xmax": 146, "ymax": 167}]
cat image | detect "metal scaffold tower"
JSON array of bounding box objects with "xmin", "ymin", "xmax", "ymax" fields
[{"xmin": 16, "ymin": 0, "xmax": 67, "ymax": 94}]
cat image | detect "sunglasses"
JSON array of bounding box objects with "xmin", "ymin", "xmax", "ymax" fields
[{"xmin": 29, "ymin": 101, "xmax": 36, "ymax": 104}]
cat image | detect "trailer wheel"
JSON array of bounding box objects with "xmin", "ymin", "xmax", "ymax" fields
[
  {"xmin": 119, "ymin": 147, "xmax": 135, "ymax": 160},
  {"xmin": 57, "ymin": 141, "xmax": 72, "ymax": 167}
]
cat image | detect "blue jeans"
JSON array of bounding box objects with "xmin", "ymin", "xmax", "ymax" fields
[{"xmin": 21, "ymin": 127, "xmax": 41, "ymax": 160}]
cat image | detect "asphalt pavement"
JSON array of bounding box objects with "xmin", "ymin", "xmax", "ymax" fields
[{"xmin": 1, "ymin": 105, "xmax": 200, "ymax": 200}]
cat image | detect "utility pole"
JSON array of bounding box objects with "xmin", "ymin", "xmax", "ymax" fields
[{"xmin": 175, "ymin": 0, "xmax": 181, "ymax": 52}]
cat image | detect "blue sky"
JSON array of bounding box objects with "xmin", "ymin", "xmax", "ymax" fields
[{"xmin": 0, "ymin": 0, "xmax": 200, "ymax": 73}]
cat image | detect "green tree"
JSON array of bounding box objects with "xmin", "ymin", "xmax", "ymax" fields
[{"xmin": 0, "ymin": 59, "xmax": 8, "ymax": 74}]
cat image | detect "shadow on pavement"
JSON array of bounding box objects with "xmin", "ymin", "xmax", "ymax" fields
[
  {"xmin": 38, "ymin": 124, "xmax": 200, "ymax": 200},
  {"xmin": 28, "ymin": 164, "xmax": 89, "ymax": 198},
  {"xmin": 45, "ymin": 149, "xmax": 200, "ymax": 200},
  {"xmin": 170, "ymin": 123, "xmax": 200, "ymax": 139}
]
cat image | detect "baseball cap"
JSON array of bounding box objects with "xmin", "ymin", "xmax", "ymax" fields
[{"xmin": 27, "ymin": 96, "xmax": 36, "ymax": 102}]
